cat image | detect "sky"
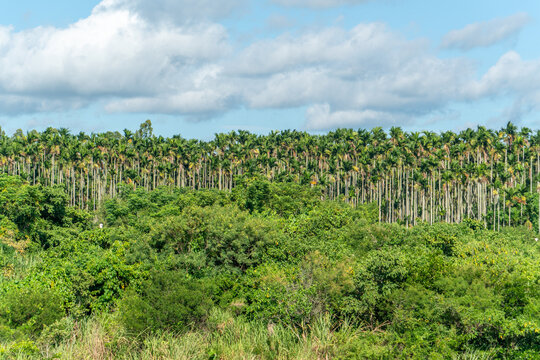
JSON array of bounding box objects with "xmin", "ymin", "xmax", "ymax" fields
[{"xmin": 0, "ymin": 0, "xmax": 539, "ymax": 139}]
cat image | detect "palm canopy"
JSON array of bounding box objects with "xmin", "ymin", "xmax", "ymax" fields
[{"xmin": 0, "ymin": 121, "xmax": 538, "ymax": 231}]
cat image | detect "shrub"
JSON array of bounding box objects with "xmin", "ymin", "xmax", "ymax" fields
[
  {"xmin": 242, "ymin": 252, "xmax": 355, "ymax": 326},
  {"xmin": 0, "ymin": 285, "xmax": 64, "ymax": 337},
  {"xmin": 119, "ymin": 270, "xmax": 213, "ymax": 336},
  {"xmin": 147, "ymin": 205, "xmax": 286, "ymax": 273},
  {"xmin": 233, "ymin": 178, "xmax": 321, "ymax": 217},
  {"xmin": 242, "ymin": 263, "xmax": 315, "ymax": 326}
]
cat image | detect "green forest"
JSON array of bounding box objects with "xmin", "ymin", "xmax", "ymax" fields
[
  {"xmin": 0, "ymin": 121, "xmax": 539, "ymax": 230},
  {"xmin": 0, "ymin": 124, "xmax": 539, "ymax": 359}
]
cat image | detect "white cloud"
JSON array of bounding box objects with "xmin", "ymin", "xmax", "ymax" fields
[
  {"xmin": 106, "ymin": 22, "xmax": 474, "ymax": 127},
  {"xmin": 94, "ymin": 0, "xmax": 245, "ymax": 24},
  {"xmin": 105, "ymin": 65, "xmax": 238, "ymax": 117},
  {"xmin": 0, "ymin": 1, "xmax": 539, "ymax": 130},
  {"xmin": 473, "ymin": 51, "xmax": 540, "ymax": 95},
  {"xmin": 0, "ymin": 94, "xmax": 87, "ymax": 115},
  {"xmin": 272, "ymin": 0, "xmax": 369, "ymax": 9},
  {"xmin": 306, "ymin": 103, "xmax": 402, "ymax": 130},
  {"xmin": 0, "ymin": 26, "xmax": 11, "ymax": 46},
  {"xmin": 106, "ymin": 90, "xmax": 231, "ymax": 117},
  {"xmin": 231, "ymin": 24, "xmax": 474, "ymax": 128},
  {"xmin": 228, "ymin": 24, "xmax": 425, "ymax": 76},
  {"xmin": 0, "ymin": 2, "xmax": 230, "ymax": 113},
  {"xmin": 468, "ymin": 51, "xmax": 540, "ymax": 123},
  {"xmin": 441, "ymin": 13, "xmax": 530, "ymax": 50}
]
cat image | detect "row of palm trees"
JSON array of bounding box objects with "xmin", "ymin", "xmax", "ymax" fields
[{"xmin": 0, "ymin": 121, "xmax": 539, "ymax": 231}]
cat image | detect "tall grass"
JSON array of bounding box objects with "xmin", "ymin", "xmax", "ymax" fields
[
  {"xmin": 0, "ymin": 311, "xmax": 503, "ymax": 359},
  {"xmin": 0, "ymin": 310, "xmax": 372, "ymax": 360}
]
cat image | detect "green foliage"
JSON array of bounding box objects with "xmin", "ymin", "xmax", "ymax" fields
[
  {"xmin": 233, "ymin": 178, "xmax": 321, "ymax": 217},
  {"xmin": 242, "ymin": 252, "xmax": 355, "ymax": 326},
  {"xmin": 36, "ymin": 233, "xmax": 144, "ymax": 313},
  {"xmin": 38, "ymin": 317, "xmax": 76, "ymax": 347},
  {"xmin": 0, "ymin": 284, "xmax": 64, "ymax": 338},
  {"xmin": 243, "ymin": 179, "xmax": 270, "ymax": 214},
  {"xmin": 0, "ymin": 177, "xmax": 538, "ymax": 358},
  {"xmin": 0, "ymin": 339, "xmax": 40, "ymax": 359},
  {"xmin": 0, "ymin": 176, "xmax": 78, "ymax": 248},
  {"xmin": 146, "ymin": 205, "xmax": 288, "ymax": 273},
  {"xmin": 119, "ymin": 269, "xmax": 213, "ymax": 335},
  {"xmin": 39, "ymin": 186, "xmax": 68, "ymax": 225}
]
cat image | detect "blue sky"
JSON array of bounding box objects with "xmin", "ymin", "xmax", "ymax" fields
[{"xmin": 0, "ymin": 0, "xmax": 539, "ymax": 139}]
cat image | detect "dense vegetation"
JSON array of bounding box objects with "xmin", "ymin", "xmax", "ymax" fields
[
  {"xmin": 0, "ymin": 173, "xmax": 538, "ymax": 359},
  {"xmin": 0, "ymin": 122, "xmax": 539, "ymax": 231}
]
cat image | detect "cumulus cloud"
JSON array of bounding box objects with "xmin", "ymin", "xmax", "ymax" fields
[
  {"xmin": 468, "ymin": 51, "xmax": 540, "ymax": 123},
  {"xmin": 441, "ymin": 13, "xmax": 530, "ymax": 50},
  {"xmin": 228, "ymin": 23, "xmax": 426, "ymax": 76},
  {"xmin": 0, "ymin": 1, "xmax": 230, "ymax": 113},
  {"xmin": 105, "ymin": 65, "xmax": 238, "ymax": 118},
  {"xmin": 106, "ymin": 22, "xmax": 477, "ymax": 128},
  {"xmin": 0, "ymin": 94, "xmax": 87, "ymax": 115},
  {"xmin": 272, "ymin": 0, "xmax": 370, "ymax": 9},
  {"xmin": 0, "ymin": 0, "xmax": 539, "ymax": 130},
  {"xmin": 473, "ymin": 51, "xmax": 540, "ymax": 95},
  {"xmin": 230, "ymin": 24, "xmax": 475, "ymax": 128}
]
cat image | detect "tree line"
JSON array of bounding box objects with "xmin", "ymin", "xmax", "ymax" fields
[{"xmin": 0, "ymin": 120, "xmax": 539, "ymax": 231}]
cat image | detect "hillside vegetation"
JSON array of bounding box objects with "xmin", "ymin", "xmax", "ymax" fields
[
  {"xmin": 0, "ymin": 175, "xmax": 538, "ymax": 359},
  {"xmin": 0, "ymin": 122, "xmax": 539, "ymax": 230}
]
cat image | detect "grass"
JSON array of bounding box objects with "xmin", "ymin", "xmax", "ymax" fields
[{"xmin": 0, "ymin": 310, "xmax": 373, "ymax": 360}]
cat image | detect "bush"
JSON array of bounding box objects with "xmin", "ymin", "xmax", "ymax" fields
[
  {"xmin": 147, "ymin": 205, "xmax": 287, "ymax": 273},
  {"xmin": 119, "ymin": 270, "xmax": 214, "ymax": 336},
  {"xmin": 33, "ymin": 234, "xmax": 144, "ymax": 313},
  {"xmin": 233, "ymin": 178, "xmax": 321, "ymax": 217},
  {"xmin": 0, "ymin": 285, "xmax": 64, "ymax": 337},
  {"xmin": 242, "ymin": 252, "xmax": 355, "ymax": 326}
]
